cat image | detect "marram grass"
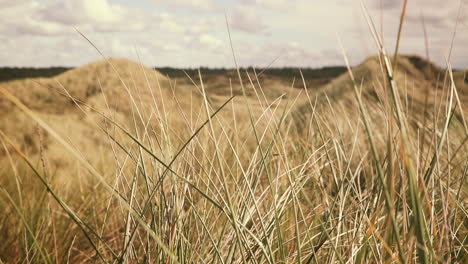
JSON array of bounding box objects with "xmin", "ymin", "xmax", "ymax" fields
[{"xmin": 0, "ymin": 7, "xmax": 467, "ymax": 264}]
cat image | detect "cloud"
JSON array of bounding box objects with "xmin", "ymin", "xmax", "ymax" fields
[
  {"xmin": 405, "ymin": 0, "xmax": 466, "ymax": 30},
  {"xmin": 229, "ymin": 2, "xmax": 268, "ymax": 34},
  {"xmin": 0, "ymin": 0, "xmax": 466, "ymax": 68},
  {"xmin": 0, "ymin": 0, "xmax": 68, "ymax": 35},
  {"xmin": 199, "ymin": 34, "xmax": 224, "ymax": 50},
  {"xmin": 0, "ymin": 0, "xmax": 30, "ymax": 8},
  {"xmin": 268, "ymin": 43, "xmax": 342, "ymax": 67},
  {"xmin": 40, "ymin": 0, "xmax": 127, "ymax": 25},
  {"xmin": 365, "ymin": 0, "xmax": 466, "ymax": 31},
  {"xmin": 0, "ymin": 0, "xmax": 146, "ymax": 37},
  {"xmin": 0, "ymin": 0, "xmax": 226, "ymax": 67},
  {"xmin": 238, "ymin": 0, "xmax": 296, "ymax": 10},
  {"xmin": 39, "ymin": 0, "xmax": 146, "ymax": 32},
  {"xmin": 156, "ymin": 0, "xmax": 215, "ymax": 11},
  {"xmin": 228, "ymin": 40, "xmax": 343, "ymax": 67}
]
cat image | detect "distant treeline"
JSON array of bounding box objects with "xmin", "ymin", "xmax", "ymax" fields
[
  {"xmin": 0, "ymin": 67, "xmax": 71, "ymax": 82},
  {"xmin": 156, "ymin": 66, "xmax": 347, "ymax": 80},
  {"xmin": 0, "ymin": 66, "xmax": 347, "ymax": 83}
]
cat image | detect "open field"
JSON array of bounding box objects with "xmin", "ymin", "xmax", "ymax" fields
[{"xmin": 0, "ymin": 49, "xmax": 467, "ymax": 263}]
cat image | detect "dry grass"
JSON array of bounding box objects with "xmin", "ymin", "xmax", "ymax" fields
[{"xmin": 0, "ymin": 13, "xmax": 467, "ymax": 264}]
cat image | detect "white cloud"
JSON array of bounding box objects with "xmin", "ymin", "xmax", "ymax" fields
[
  {"xmin": 0, "ymin": 0, "xmax": 30, "ymax": 8},
  {"xmin": 0, "ymin": 0, "xmax": 146, "ymax": 37},
  {"xmin": 230, "ymin": 4, "xmax": 267, "ymax": 34},
  {"xmin": 0, "ymin": 0, "xmax": 466, "ymax": 68},
  {"xmin": 231, "ymin": 40, "xmax": 343, "ymax": 67},
  {"xmin": 40, "ymin": 0, "xmax": 146, "ymax": 32},
  {"xmin": 359, "ymin": 0, "xmax": 468, "ymax": 62},
  {"xmin": 199, "ymin": 34, "xmax": 224, "ymax": 49},
  {"xmin": 0, "ymin": 1, "xmax": 69, "ymax": 35},
  {"xmin": 155, "ymin": 0, "xmax": 215, "ymax": 11},
  {"xmin": 40, "ymin": 0, "xmax": 127, "ymax": 25},
  {"xmin": 238, "ymin": 0, "xmax": 296, "ymax": 10}
]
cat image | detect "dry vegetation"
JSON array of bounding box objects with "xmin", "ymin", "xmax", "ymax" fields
[{"xmin": 0, "ymin": 12, "xmax": 467, "ymax": 264}]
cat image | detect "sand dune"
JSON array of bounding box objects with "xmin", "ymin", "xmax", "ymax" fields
[
  {"xmin": 0, "ymin": 58, "xmax": 197, "ymax": 164},
  {"xmin": 1, "ymin": 54, "xmax": 467, "ymax": 263},
  {"xmin": 295, "ymin": 55, "xmax": 468, "ymax": 137},
  {"xmin": 1, "ymin": 58, "xmax": 170, "ymax": 114},
  {"xmin": 2, "ymin": 55, "xmax": 467, "ymax": 159}
]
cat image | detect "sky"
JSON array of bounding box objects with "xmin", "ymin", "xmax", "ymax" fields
[{"xmin": 0, "ymin": 0, "xmax": 467, "ymax": 68}]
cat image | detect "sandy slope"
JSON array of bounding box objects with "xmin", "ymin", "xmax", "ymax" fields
[{"xmin": 1, "ymin": 55, "xmax": 466, "ymax": 175}]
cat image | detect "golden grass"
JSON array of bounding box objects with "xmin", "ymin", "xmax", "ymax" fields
[{"xmin": 0, "ymin": 46, "xmax": 467, "ymax": 264}]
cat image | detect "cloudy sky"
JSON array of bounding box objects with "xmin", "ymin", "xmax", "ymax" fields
[{"xmin": 1, "ymin": 0, "xmax": 467, "ymax": 68}]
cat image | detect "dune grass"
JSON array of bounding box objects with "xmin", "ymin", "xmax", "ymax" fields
[{"xmin": 0, "ymin": 3, "xmax": 467, "ymax": 264}]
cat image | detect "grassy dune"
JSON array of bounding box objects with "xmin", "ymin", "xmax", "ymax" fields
[{"xmin": 0, "ymin": 18, "xmax": 467, "ymax": 264}]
